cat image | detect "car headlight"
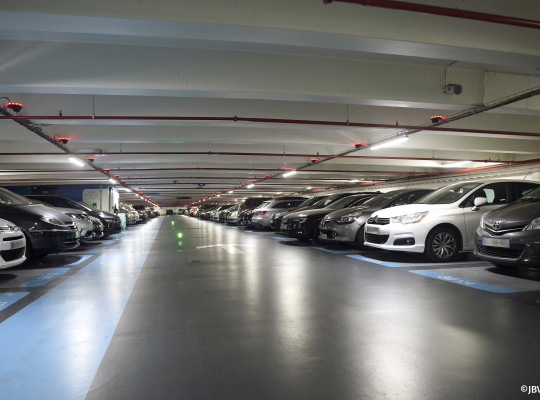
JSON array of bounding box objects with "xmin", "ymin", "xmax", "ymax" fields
[
  {"xmin": 480, "ymin": 213, "xmax": 486, "ymax": 229},
  {"xmin": 391, "ymin": 211, "xmax": 429, "ymax": 224},
  {"xmin": 41, "ymin": 215, "xmax": 65, "ymax": 226},
  {"xmin": 335, "ymin": 211, "xmax": 363, "ymax": 224},
  {"xmin": 524, "ymin": 218, "xmax": 540, "ymax": 231}
]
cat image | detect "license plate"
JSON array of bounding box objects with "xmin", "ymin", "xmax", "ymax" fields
[
  {"xmin": 365, "ymin": 225, "xmax": 380, "ymax": 234},
  {"xmin": 482, "ymin": 237, "xmax": 510, "ymax": 248}
]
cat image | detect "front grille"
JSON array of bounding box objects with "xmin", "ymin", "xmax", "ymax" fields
[
  {"xmin": 477, "ymin": 244, "xmax": 523, "ymax": 259},
  {"xmin": 484, "ymin": 225, "xmax": 527, "ymax": 236},
  {"xmin": 366, "ymin": 217, "xmax": 390, "ymax": 225},
  {"xmin": 1, "ymin": 247, "xmax": 25, "ymax": 262},
  {"xmin": 365, "ymin": 233, "xmax": 389, "ymax": 244}
]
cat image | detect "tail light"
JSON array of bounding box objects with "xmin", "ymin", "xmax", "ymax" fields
[
  {"xmin": 243, "ymin": 205, "xmax": 249, "ymax": 210},
  {"xmin": 256, "ymin": 211, "xmax": 267, "ymax": 214}
]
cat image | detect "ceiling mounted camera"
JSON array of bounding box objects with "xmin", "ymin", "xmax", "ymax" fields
[{"xmin": 443, "ymin": 84, "xmax": 462, "ymax": 95}]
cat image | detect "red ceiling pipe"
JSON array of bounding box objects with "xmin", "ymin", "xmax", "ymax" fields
[
  {"xmin": 0, "ymin": 114, "xmax": 538, "ymax": 137},
  {"xmin": 323, "ymin": 0, "xmax": 540, "ymax": 30}
]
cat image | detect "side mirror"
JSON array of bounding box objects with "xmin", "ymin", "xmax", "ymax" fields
[{"xmin": 472, "ymin": 197, "xmax": 487, "ymax": 211}]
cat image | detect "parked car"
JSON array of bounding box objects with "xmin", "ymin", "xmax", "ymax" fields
[
  {"xmin": 226, "ymin": 206, "xmax": 240, "ymax": 225},
  {"xmin": 319, "ymin": 189, "xmax": 433, "ymax": 247},
  {"xmin": 27, "ymin": 197, "xmax": 95, "ymax": 241},
  {"xmin": 198, "ymin": 205, "xmax": 220, "ymax": 220},
  {"xmin": 88, "ymin": 215, "xmax": 105, "ymax": 240},
  {"xmin": 280, "ymin": 192, "xmax": 378, "ymax": 235},
  {"xmin": 284, "ymin": 193, "xmax": 379, "ymax": 242},
  {"xmin": 26, "ymin": 194, "xmax": 122, "ymax": 237},
  {"xmin": 0, "ymin": 189, "xmax": 80, "ymax": 257},
  {"xmin": 227, "ymin": 197, "xmax": 273, "ymax": 225},
  {"xmin": 270, "ymin": 195, "xmax": 330, "ymax": 230},
  {"xmin": 210, "ymin": 204, "xmax": 235, "ymax": 221},
  {"xmin": 474, "ymin": 186, "xmax": 540, "ymax": 269},
  {"xmin": 251, "ymin": 197, "xmax": 307, "ymax": 229},
  {"xmin": 0, "ymin": 218, "xmax": 27, "ymax": 269},
  {"xmin": 221, "ymin": 205, "xmax": 238, "ymax": 223},
  {"xmin": 133, "ymin": 205, "xmax": 152, "ymax": 222},
  {"xmin": 120, "ymin": 203, "xmax": 139, "ymax": 225},
  {"xmin": 364, "ymin": 179, "xmax": 540, "ymax": 262}
]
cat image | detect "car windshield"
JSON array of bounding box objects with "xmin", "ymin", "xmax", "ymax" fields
[
  {"xmin": 311, "ymin": 194, "xmax": 347, "ymax": 209},
  {"xmin": 415, "ymin": 182, "xmax": 480, "ymax": 204},
  {"xmin": 518, "ymin": 187, "xmax": 540, "ymax": 202},
  {"xmin": 348, "ymin": 196, "xmax": 375, "ymax": 207},
  {"xmin": 361, "ymin": 191, "xmax": 403, "ymax": 207},
  {"xmin": 326, "ymin": 195, "xmax": 363, "ymax": 210},
  {"xmin": 0, "ymin": 188, "xmax": 33, "ymax": 206},
  {"xmin": 298, "ymin": 196, "xmax": 327, "ymax": 208}
]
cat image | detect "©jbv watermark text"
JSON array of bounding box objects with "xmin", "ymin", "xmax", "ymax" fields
[{"xmin": 522, "ymin": 385, "xmax": 540, "ymax": 395}]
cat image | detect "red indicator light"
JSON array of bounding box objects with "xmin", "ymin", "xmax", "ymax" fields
[
  {"xmin": 3, "ymin": 102, "xmax": 23, "ymax": 112},
  {"xmin": 104, "ymin": 168, "xmax": 110, "ymax": 171},
  {"xmin": 265, "ymin": 175, "xmax": 271, "ymax": 178},
  {"xmin": 430, "ymin": 115, "xmax": 446, "ymax": 124},
  {"xmin": 256, "ymin": 211, "xmax": 267, "ymax": 214},
  {"xmin": 251, "ymin": 179, "xmax": 257, "ymax": 182},
  {"xmin": 241, "ymin": 184, "xmax": 246, "ymax": 186}
]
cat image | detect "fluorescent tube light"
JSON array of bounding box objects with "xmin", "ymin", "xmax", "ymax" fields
[
  {"xmin": 282, "ymin": 170, "xmax": 297, "ymax": 177},
  {"xmin": 247, "ymin": 184, "xmax": 255, "ymax": 188},
  {"xmin": 441, "ymin": 160, "xmax": 471, "ymax": 168},
  {"xmin": 69, "ymin": 157, "xmax": 85, "ymax": 166},
  {"xmin": 370, "ymin": 136, "xmax": 409, "ymax": 151}
]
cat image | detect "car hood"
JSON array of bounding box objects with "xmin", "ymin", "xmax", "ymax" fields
[
  {"xmin": 0, "ymin": 204, "xmax": 74, "ymax": 224},
  {"xmin": 324, "ymin": 205, "xmax": 381, "ymax": 219},
  {"xmin": 88, "ymin": 209, "xmax": 118, "ymax": 219},
  {"xmin": 371, "ymin": 203, "xmax": 449, "ymax": 218},
  {"xmin": 483, "ymin": 200, "xmax": 540, "ymax": 228},
  {"xmin": 286, "ymin": 208, "xmax": 336, "ymax": 219}
]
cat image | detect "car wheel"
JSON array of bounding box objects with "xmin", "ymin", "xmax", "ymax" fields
[
  {"xmin": 311, "ymin": 227, "xmax": 322, "ymax": 244},
  {"xmin": 425, "ymin": 227, "xmax": 460, "ymax": 262},
  {"xmin": 354, "ymin": 225, "xmax": 367, "ymax": 249}
]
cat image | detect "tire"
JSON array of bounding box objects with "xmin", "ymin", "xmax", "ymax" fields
[
  {"xmin": 354, "ymin": 225, "xmax": 367, "ymax": 249},
  {"xmin": 310, "ymin": 227, "xmax": 321, "ymax": 244},
  {"xmin": 424, "ymin": 226, "xmax": 460, "ymax": 262}
]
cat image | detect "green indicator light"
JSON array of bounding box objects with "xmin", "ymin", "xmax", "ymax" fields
[
  {"xmin": 177, "ymin": 232, "xmax": 183, "ymax": 239},
  {"xmin": 178, "ymin": 241, "xmax": 183, "ymax": 247},
  {"xmin": 171, "ymin": 221, "xmax": 175, "ymax": 226}
]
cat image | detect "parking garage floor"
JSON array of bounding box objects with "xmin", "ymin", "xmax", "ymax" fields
[{"xmin": 1, "ymin": 216, "xmax": 540, "ymax": 399}]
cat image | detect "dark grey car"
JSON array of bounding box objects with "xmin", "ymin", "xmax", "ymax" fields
[
  {"xmin": 319, "ymin": 189, "xmax": 433, "ymax": 247},
  {"xmin": 474, "ymin": 186, "xmax": 540, "ymax": 268}
]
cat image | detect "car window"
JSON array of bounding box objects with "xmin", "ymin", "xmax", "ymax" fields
[
  {"xmin": 514, "ymin": 182, "xmax": 539, "ymax": 198},
  {"xmin": 463, "ymin": 182, "xmax": 510, "ymax": 207},
  {"xmin": 326, "ymin": 195, "xmax": 362, "ymax": 210},
  {"xmin": 348, "ymin": 196, "xmax": 374, "ymax": 207},
  {"xmin": 392, "ymin": 190, "xmax": 431, "ymax": 206},
  {"xmin": 0, "ymin": 189, "xmax": 33, "ymax": 206},
  {"xmin": 417, "ymin": 182, "xmax": 479, "ymax": 204}
]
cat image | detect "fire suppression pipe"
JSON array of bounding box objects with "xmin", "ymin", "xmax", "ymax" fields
[
  {"xmin": 323, "ymin": 0, "xmax": 540, "ymax": 30},
  {"xmin": 0, "ymin": 114, "xmax": 538, "ymax": 137}
]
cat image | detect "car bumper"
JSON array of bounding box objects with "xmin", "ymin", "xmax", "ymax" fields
[
  {"xmin": 28, "ymin": 229, "xmax": 80, "ymax": 254},
  {"xmin": 318, "ymin": 221, "xmax": 358, "ymax": 243},
  {"xmin": 102, "ymin": 218, "xmax": 122, "ymax": 235},
  {"xmin": 363, "ymin": 223, "xmax": 426, "ymax": 253},
  {"xmin": 474, "ymin": 227, "xmax": 540, "ymax": 268},
  {"xmin": 286, "ymin": 220, "xmax": 310, "ymax": 239},
  {"xmin": 0, "ymin": 235, "xmax": 26, "ymax": 269}
]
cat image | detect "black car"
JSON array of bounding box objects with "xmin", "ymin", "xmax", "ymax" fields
[
  {"xmin": 0, "ymin": 188, "xmax": 80, "ymax": 257},
  {"xmin": 284, "ymin": 193, "xmax": 379, "ymax": 242},
  {"xmin": 26, "ymin": 195, "xmax": 122, "ymax": 236},
  {"xmin": 474, "ymin": 186, "xmax": 540, "ymax": 269},
  {"xmin": 270, "ymin": 195, "xmax": 330, "ymax": 230},
  {"xmin": 280, "ymin": 192, "xmax": 379, "ymax": 235}
]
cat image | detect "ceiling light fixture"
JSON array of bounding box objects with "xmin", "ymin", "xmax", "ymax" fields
[
  {"xmin": 441, "ymin": 160, "xmax": 471, "ymax": 168},
  {"xmin": 282, "ymin": 170, "xmax": 297, "ymax": 177},
  {"xmin": 228, "ymin": 190, "xmax": 234, "ymax": 193},
  {"xmin": 108, "ymin": 178, "xmax": 117, "ymax": 184},
  {"xmin": 370, "ymin": 136, "xmax": 408, "ymax": 151},
  {"xmin": 247, "ymin": 184, "xmax": 255, "ymax": 188},
  {"xmin": 69, "ymin": 157, "xmax": 85, "ymax": 167}
]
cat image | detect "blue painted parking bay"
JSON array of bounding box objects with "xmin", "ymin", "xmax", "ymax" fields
[{"xmin": 0, "ymin": 218, "xmax": 163, "ymax": 400}]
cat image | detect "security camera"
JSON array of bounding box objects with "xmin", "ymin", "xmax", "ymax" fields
[{"xmin": 443, "ymin": 84, "xmax": 462, "ymax": 95}]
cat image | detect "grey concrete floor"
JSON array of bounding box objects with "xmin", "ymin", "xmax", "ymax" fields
[{"xmin": 80, "ymin": 216, "xmax": 540, "ymax": 399}]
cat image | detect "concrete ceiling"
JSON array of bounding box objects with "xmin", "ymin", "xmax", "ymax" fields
[{"xmin": 0, "ymin": 0, "xmax": 539, "ymax": 206}]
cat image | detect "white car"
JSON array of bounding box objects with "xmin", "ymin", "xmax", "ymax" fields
[
  {"xmin": 0, "ymin": 218, "xmax": 26, "ymax": 269},
  {"xmin": 364, "ymin": 179, "xmax": 540, "ymax": 262}
]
